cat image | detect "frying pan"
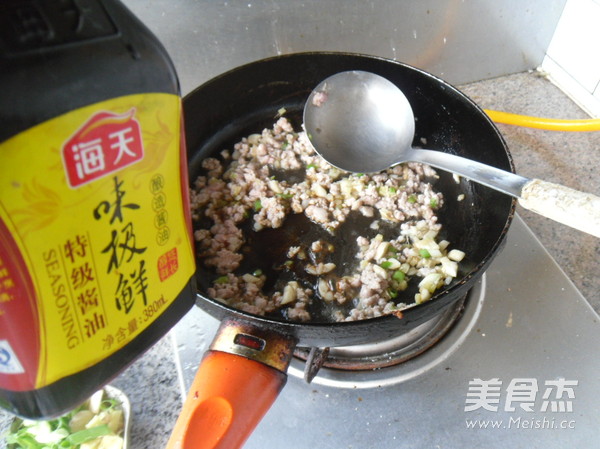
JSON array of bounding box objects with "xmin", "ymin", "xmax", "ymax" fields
[{"xmin": 166, "ymin": 52, "xmax": 516, "ymax": 449}]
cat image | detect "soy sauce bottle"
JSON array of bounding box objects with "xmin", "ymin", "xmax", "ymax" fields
[{"xmin": 0, "ymin": 0, "xmax": 196, "ymax": 418}]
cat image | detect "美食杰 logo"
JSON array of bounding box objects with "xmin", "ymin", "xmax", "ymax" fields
[
  {"xmin": 464, "ymin": 378, "xmax": 578, "ymax": 431},
  {"xmin": 465, "ymin": 377, "xmax": 577, "ymax": 413}
]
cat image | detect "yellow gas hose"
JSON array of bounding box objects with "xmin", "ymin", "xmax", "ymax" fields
[{"xmin": 484, "ymin": 109, "xmax": 600, "ymax": 132}]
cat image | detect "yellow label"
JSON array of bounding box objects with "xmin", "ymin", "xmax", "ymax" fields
[{"xmin": 0, "ymin": 93, "xmax": 195, "ymax": 389}]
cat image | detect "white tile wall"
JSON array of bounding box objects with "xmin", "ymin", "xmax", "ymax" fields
[{"xmin": 542, "ymin": 0, "xmax": 600, "ymax": 116}]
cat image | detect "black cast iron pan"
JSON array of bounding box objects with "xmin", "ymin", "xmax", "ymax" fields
[{"xmin": 166, "ymin": 52, "xmax": 515, "ymax": 449}]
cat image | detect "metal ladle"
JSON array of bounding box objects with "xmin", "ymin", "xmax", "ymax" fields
[{"xmin": 303, "ymin": 70, "xmax": 600, "ymax": 238}]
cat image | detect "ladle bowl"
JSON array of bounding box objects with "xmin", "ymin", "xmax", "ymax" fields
[{"xmin": 303, "ymin": 70, "xmax": 600, "ymax": 238}]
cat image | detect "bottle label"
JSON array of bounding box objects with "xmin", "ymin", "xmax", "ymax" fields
[{"xmin": 0, "ymin": 93, "xmax": 195, "ymax": 391}]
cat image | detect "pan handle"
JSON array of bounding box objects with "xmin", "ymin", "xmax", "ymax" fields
[{"xmin": 166, "ymin": 319, "xmax": 298, "ymax": 449}]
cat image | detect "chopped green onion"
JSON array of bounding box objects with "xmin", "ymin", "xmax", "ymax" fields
[
  {"xmin": 387, "ymin": 288, "xmax": 398, "ymax": 299},
  {"xmin": 67, "ymin": 425, "xmax": 111, "ymax": 445},
  {"xmin": 393, "ymin": 270, "xmax": 405, "ymax": 282},
  {"xmin": 281, "ymin": 142, "xmax": 289, "ymax": 150},
  {"xmin": 215, "ymin": 275, "xmax": 229, "ymax": 284},
  {"xmin": 388, "ymin": 186, "xmax": 397, "ymax": 194},
  {"xmin": 252, "ymin": 269, "xmax": 263, "ymax": 276},
  {"xmin": 430, "ymin": 198, "xmax": 438, "ymax": 208},
  {"xmin": 5, "ymin": 433, "xmax": 38, "ymax": 447},
  {"xmin": 380, "ymin": 261, "xmax": 393, "ymax": 269},
  {"xmin": 419, "ymin": 249, "xmax": 431, "ymax": 259},
  {"xmin": 408, "ymin": 195, "xmax": 417, "ymax": 204},
  {"xmin": 277, "ymin": 193, "xmax": 294, "ymax": 199},
  {"xmin": 306, "ymin": 163, "xmax": 317, "ymax": 170},
  {"xmin": 100, "ymin": 398, "xmax": 120, "ymax": 411},
  {"xmin": 253, "ymin": 199, "xmax": 262, "ymax": 211}
]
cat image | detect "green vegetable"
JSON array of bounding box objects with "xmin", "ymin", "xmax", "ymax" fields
[
  {"xmin": 67, "ymin": 425, "xmax": 111, "ymax": 445},
  {"xmin": 306, "ymin": 163, "xmax": 317, "ymax": 170},
  {"xmin": 215, "ymin": 275, "xmax": 229, "ymax": 284},
  {"xmin": 252, "ymin": 269, "xmax": 263, "ymax": 277},
  {"xmin": 380, "ymin": 261, "xmax": 393, "ymax": 269},
  {"xmin": 5, "ymin": 389, "xmax": 125, "ymax": 449},
  {"xmin": 100, "ymin": 399, "xmax": 120, "ymax": 411},
  {"xmin": 429, "ymin": 198, "xmax": 438, "ymax": 208},
  {"xmin": 253, "ymin": 199, "xmax": 262, "ymax": 211},
  {"xmin": 419, "ymin": 249, "xmax": 431, "ymax": 259},
  {"xmin": 408, "ymin": 195, "xmax": 417, "ymax": 204},
  {"xmin": 5, "ymin": 432, "xmax": 37, "ymax": 448},
  {"xmin": 392, "ymin": 270, "xmax": 405, "ymax": 282},
  {"xmin": 387, "ymin": 288, "xmax": 398, "ymax": 299}
]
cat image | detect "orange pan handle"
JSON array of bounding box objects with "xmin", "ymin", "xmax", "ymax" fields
[{"xmin": 166, "ymin": 319, "xmax": 297, "ymax": 449}]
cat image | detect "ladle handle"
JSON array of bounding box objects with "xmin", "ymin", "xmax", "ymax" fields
[
  {"xmin": 414, "ymin": 149, "xmax": 600, "ymax": 238},
  {"xmin": 412, "ymin": 148, "xmax": 529, "ymax": 197},
  {"xmin": 519, "ymin": 179, "xmax": 600, "ymax": 238}
]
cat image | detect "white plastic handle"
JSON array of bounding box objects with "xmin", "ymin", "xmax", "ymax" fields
[{"xmin": 519, "ymin": 179, "xmax": 600, "ymax": 238}]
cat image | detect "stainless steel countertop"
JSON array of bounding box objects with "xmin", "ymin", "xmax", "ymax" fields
[{"xmin": 121, "ymin": 0, "xmax": 566, "ymax": 92}]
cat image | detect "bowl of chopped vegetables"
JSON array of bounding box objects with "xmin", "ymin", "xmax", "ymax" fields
[{"xmin": 5, "ymin": 385, "xmax": 130, "ymax": 449}]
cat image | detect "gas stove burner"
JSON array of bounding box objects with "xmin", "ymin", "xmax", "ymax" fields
[
  {"xmin": 295, "ymin": 294, "xmax": 468, "ymax": 377},
  {"xmin": 294, "ymin": 296, "xmax": 468, "ymax": 381},
  {"xmin": 288, "ymin": 277, "xmax": 485, "ymax": 387}
]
